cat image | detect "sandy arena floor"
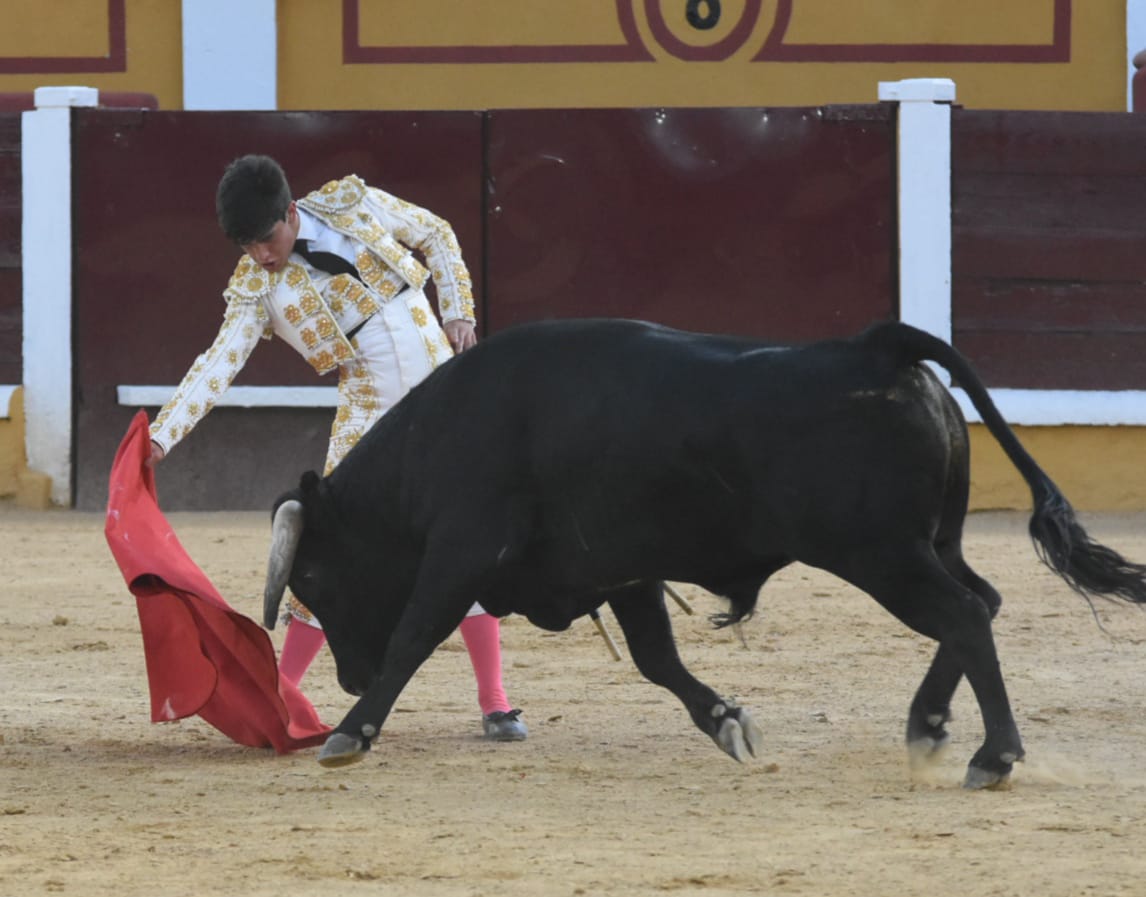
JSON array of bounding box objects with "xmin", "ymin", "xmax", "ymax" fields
[{"xmin": 2, "ymin": 504, "xmax": 1146, "ymax": 896}]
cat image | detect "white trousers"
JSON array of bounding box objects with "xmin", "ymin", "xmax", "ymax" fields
[
  {"xmin": 290, "ymin": 290, "xmax": 485, "ymax": 626},
  {"xmin": 324, "ymin": 289, "xmax": 438, "ymax": 474}
]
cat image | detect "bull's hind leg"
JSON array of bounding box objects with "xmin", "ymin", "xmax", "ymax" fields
[
  {"xmin": 845, "ymin": 545, "xmax": 1023, "ymax": 789},
  {"xmin": 906, "ymin": 546, "xmax": 1004, "ymax": 769},
  {"xmin": 607, "ymin": 582, "xmax": 763, "ymax": 762}
]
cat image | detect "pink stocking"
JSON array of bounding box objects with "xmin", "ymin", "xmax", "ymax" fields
[
  {"xmin": 279, "ymin": 620, "xmax": 327, "ymax": 687},
  {"xmin": 458, "ymin": 613, "xmax": 511, "ymax": 715}
]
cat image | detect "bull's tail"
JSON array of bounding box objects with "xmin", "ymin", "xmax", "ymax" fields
[{"xmin": 870, "ymin": 321, "xmax": 1146, "ymax": 606}]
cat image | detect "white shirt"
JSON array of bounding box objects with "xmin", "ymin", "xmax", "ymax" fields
[{"xmin": 295, "ymin": 207, "xmax": 358, "ymax": 266}]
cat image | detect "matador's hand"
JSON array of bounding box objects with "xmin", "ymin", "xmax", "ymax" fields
[
  {"xmin": 148, "ymin": 440, "xmax": 166, "ymax": 467},
  {"xmin": 444, "ymin": 320, "xmax": 477, "ymax": 354}
]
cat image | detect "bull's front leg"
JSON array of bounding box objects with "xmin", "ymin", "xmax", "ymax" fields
[
  {"xmin": 318, "ymin": 593, "xmax": 472, "ymax": 768},
  {"xmin": 607, "ymin": 582, "xmax": 763, "ymax": 762}
]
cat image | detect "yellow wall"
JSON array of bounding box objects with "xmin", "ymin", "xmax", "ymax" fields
[
  {"xmin": 0, "ymin": 1, "xmax": 1131, "ymax": 112},
  {"xmin": 0, "ymin": 0, "xmax": 183, "ymax": 110},
  {"xmin": 0, "ymin": 388, "xmax": 25, "ymax": 497},
  {"xmin": 968, "ymin": 425, "xmax": 1146, "ymax": 512},
  {"xmin": 0, "ymin": 389, "xmax": 52, "ymax": 508},
  {"xmin": 281, "ymin": 0, "xmax": 1128, "ymax": 111}
]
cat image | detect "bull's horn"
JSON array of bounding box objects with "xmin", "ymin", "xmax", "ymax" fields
[{"xmin": 264, "ymin": 499, "xmax": 304, "ymax": 629}]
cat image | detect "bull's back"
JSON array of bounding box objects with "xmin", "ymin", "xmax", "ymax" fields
[
  {"xmin": 405, "ymin": 319, "xmax": 760, "ymax": 468},
  {"xmin": 391, "ymin": 319, "xmax": 964, "ymax": 579},
  {"xmin": 513, "ymin": 321, "xmax": 963, "ymax": 573}
]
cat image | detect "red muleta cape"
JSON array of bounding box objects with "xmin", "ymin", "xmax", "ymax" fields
[{"xmin": 104, "ymin": 410, "xmax": 330, "ymax": 753}]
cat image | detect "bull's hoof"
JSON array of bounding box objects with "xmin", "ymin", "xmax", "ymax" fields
[
  {"xmin": 317, "ymin": 732, "xmax": 369, "ymax": 768},
  {"xmin": 714, "ymin": 707, "xmax": 764, "ymax": 762},
  {"xmin": 962, "ymin": 765, "xmax": 1012, "ymax": 791},
  {"xmin": 962, "ymin": 751, "xmax": 1021, "ymax": 790},
  {"xmin": 907, "ymin": 731, "xmax": 951, "ymax": 770},
  {"xmin": 907, "ymin": 710, "xmax": 951, "ymax": 753}
]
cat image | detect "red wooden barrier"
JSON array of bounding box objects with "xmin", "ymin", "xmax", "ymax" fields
[
  {"xmin": 0, "ymin": 91, "xmax": 158, "ymax": 112},
  {"xmin": 951, "ymin": 108, "xmax": 1146, "ymax": 389}
]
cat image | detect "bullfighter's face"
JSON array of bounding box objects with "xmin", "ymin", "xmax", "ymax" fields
[{"xmin": 241, "ymin": 201, "xmax": 300, "ymax": 274}]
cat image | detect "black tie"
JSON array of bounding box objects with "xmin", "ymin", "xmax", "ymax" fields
[{"xmin": 292, "ymin": 239, "xmax": 361, "ymax": 282}]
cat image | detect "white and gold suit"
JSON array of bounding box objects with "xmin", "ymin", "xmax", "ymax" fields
[{"xmin": 149, "ymin": 175, "xmax": 477, "ymax": 625}]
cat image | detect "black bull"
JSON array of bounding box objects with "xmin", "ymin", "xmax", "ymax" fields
[{"xmin": 264, "ymin": 319, "xmax": 1146, "ymax": 788}]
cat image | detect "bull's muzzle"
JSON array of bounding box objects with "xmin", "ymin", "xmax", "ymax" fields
[{"xmin": 264, "ymin": 499, "xmax": 304, "ymax": 629}]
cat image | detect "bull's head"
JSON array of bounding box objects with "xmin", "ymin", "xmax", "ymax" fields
[{"xmin": 264, "ymin": 471, "xmax": 408, "ymax": 696}]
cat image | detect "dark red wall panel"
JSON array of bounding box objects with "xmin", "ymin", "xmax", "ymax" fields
[
  {"xmin": 485, "ymin": 105, "xmax": 896, "ymax": 341},
  {"xmin": 44, "ymin": 103, "xmax": 1146, "ymax": 510},
  {"xmin": 71, "ymin": 109, "xmax": 484, "ymax": 509},
  {"xmin": 0, "ymin": 112, "xmax": 20, "ymax": 384},
  {"xmin": 70, "ymin": 105, "xmax": 895, "ymax": 509},
  {"xmin": 952, "ymin": 109, "xmax": 1146, "ymax": 389}
]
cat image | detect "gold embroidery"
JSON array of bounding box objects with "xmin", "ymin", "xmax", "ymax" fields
[
  {"xmin": 301, "ymin": 328, "xmax": 318, "ymax": 349},
  {"xmin": 356, "ymin": 295, "xmax": 379, "ymax": 318},
  {"xmin": 357, "ymin": 254, "xmax": 385, "ymax": 289},
  {"xmin": 300, "ymin": 292, "xmax": 321, "ymax": 316},
  {"xmin": 290, "ymin": 174, "xmax": 474, "ymax": 380},
  {"xmin": 284, "ymin": 305, "xmax": 302, "ymax": 325}
]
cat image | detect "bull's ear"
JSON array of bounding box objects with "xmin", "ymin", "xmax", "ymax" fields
[
  {"xmin": 298, "ymin": 470, "xmax": 340, "ymax": 534},
  {"xmin": 300, "ymin": 470, "xmax": 321, "ymax": 496}
]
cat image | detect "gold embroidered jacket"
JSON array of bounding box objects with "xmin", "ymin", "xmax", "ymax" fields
[{"xmin": 149, "ymin": 175, "xmax": 475, "ymax": 454}]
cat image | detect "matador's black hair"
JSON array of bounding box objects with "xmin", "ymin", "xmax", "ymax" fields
[{"xmin": 216, "ymin": 154, "xmax": 292, "ymax": 245}]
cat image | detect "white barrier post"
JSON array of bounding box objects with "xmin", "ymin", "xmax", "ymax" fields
[
  {"xmin": 22, "ymin": 85, "xmax": 99, "ymax": 506},
  {"xmin": 182, "ymin": 0, "xmax": 277, "ymax": 110},
  {"xmin": 874, "ymin": 77, "xmax": 1146, "ymax": 426},
  {"xmin": 878, "ymin": 77, "xmax": 956, "ymax": 354}
]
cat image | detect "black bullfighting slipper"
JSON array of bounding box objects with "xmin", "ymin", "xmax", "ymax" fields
[{"xmin": 482, "ymin": 709, "xmax": 528, "ymax": 742}]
